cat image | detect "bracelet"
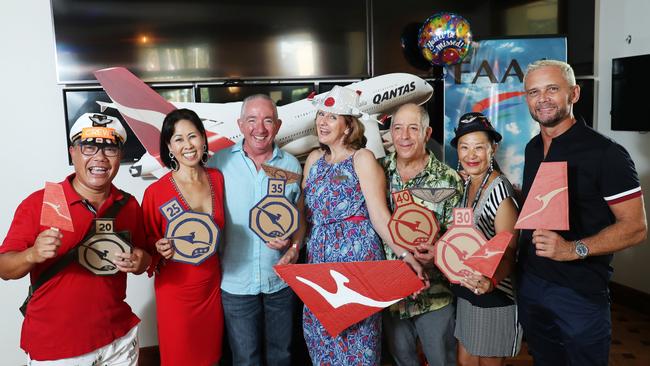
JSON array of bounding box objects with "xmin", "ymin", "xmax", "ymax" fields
[
  {"xmin": 399, "ymin": 251, "xmax": 409, "ymax": 260},
  {"xmin": 291, "ymin": 243, "xmax": 299, "ymax": 251},
  {"xmin": 489, "ymin": 277, "xmax": 498, "ymax": 288}
]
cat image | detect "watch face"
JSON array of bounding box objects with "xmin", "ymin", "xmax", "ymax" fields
[{"xmin": 576, "ymin": 241, "xmax": 589, "ymax": 258}]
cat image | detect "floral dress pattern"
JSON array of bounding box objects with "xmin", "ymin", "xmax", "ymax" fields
[{"xmin": 303, "ymin": 154, "xmax": 385, "ymax": 365}]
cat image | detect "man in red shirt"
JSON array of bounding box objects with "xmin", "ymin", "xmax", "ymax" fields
[{"xmin": 0, "ymin": 113, "xmax": 151, "ymax": 365}]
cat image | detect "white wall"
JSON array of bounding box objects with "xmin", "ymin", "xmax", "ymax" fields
[
  {"xmin": 0, "ymin": 2, "xmax": 157, "ymax": 364},
  {"xmin": 596, "ymin": 0, "xmax": 650, "ymax": 293}
]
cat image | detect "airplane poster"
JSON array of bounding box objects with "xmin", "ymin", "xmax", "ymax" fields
[
  {"xmin": 443, "ymin": 37, "xmax": 567, "ymax": 189},
  {"xmin": 275, "ymin": 261, "xmax": 424, "ymax": 337}
]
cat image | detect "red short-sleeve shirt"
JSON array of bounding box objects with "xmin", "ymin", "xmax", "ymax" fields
[{"xmin": 0, "ymin": 175, "xmax": 146, "ymax": 360}]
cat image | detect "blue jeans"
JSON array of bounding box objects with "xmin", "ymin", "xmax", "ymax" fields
[
  {"xmin": 383, "ymin": 303, "xmax": 456, "ymax": 366},
  {"xmin": 222, "ymin": 287, "xmax": 294, "ymax": 366},
  {"xmin": 517, "ymin": 271, "xmax": 611, "ymax": 366}
]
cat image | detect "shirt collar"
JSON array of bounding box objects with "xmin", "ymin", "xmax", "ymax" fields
[
  {"xmin": 231, "ymin": 139, "xmax": 283, "ymax": 162},
  {"xmin": 553, "ymin": 115, "xmax": 587, "ymax": 143},
  {"xmin": 61, "ymin": 173, "xmax": 123, "ymax": 207},
  {"xmin": 385, "ymin": 150, "xmax": 437, "ymax": 179},
  {"xmin": 231, "ymin": 139, "xmax": 244, "ymax": 153},
  {"xmin": 530, "ymin": 115, "xmax": 588, "ymax": 151}
]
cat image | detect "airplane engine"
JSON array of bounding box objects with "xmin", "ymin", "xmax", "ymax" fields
[{"xmin": 129, "ymin": 152, "xmax": 167, "ymax": 178}]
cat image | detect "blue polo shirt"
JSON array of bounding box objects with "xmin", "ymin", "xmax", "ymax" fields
[{"xmin": 208, "ymin": 140, "xmax": 301, "ymax": 295}]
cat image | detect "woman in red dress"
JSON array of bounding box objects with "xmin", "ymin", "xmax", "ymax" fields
[{"xmin": 142, "ymin": 108, "xmax": 224, "ymax": 366}]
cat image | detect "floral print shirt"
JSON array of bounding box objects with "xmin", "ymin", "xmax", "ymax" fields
[{"xmin": 381, "ymin": 150, "xmax": 464, "ymax": 319}]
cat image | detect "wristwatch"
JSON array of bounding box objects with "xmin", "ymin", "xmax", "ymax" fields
[
  {"xmin": 574, "ymin": 239, "xmax": 589, "ymax": 259},
  {"xmin": 399, "ymin": 251, "xmax": 410, "ymax": 260}
]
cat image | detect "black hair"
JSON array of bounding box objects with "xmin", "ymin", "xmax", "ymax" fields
[{"xmin": 159, "ymin": 108, "xmax": 207, "ymax": 169}]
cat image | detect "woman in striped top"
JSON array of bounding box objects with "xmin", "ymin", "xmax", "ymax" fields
[{"xmin": 450, "ymin": 112, "xmax": 521, "ymax": 366}]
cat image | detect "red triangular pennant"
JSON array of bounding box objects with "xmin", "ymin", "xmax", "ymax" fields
[
  {"xmin": 40, "ymin": 182, "xmax": 74, "ymax": 232},
  {"xmin": 463, "ymin": 231, "xmax": 513, "ymax": 278},
  {"xmin": 275, "ymin": 261, "xmax": 423, "ymax": 337},
  {"xmin": 515, "ymin": 162, "xmax": 569, "ymax": 230}
]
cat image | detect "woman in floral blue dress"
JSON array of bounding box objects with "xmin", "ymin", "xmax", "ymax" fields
[{"xmin": 300, "ymin": 86, "xmax": 428, "ymax": 365}]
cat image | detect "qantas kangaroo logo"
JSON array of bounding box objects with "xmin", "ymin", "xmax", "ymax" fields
[
  {"xmin": 465, "ymin": 248, "xmax": 503, "ymax": 260},
  {"xmin": 42, "ymin": 201, "xmax": 72, "ymax": 221},
  {"xmin": 98, "ymin": 99, "xmax": 168, "ymax": 131},
  {"xmin": 517, "ymin": 186, "xmax": 567, "ymax": 224},
  {"xmin": 515, "ymin": 161, "xmax": 569, "ymax": 230},
  {"xmin": 296, "ymin": 270, "xmax": 402, "ymax": 308}
]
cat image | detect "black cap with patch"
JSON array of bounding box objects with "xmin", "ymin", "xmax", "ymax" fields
[{"xmin": 450, "ymin": 112, "xmax": 502, "ymax": 147}]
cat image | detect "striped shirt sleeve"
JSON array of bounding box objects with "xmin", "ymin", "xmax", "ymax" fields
[{"xmin": 601, "ymin": 142, "xmax": 642, "ymax": 205}]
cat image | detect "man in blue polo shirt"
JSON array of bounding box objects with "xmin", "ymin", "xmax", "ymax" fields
[
  {"xmin": 517, "ymin": 59, "xmax": 647, "ymax": 366},
  {"xmin": 208, "ymin": 94, "xmax": 302, "ymax": 366}
]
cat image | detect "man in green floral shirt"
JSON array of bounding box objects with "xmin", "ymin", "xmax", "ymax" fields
[{"xmin": 381, "ymin": 103, "xmax": 463, "ymax": 366}]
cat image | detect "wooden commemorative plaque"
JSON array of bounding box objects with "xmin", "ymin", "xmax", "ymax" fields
[
  {"xmin": 388, "ymin": 189, "xmax": 439, "ymax": 253},
  {"xmin": 249, "ymin": 178, "xmax": 299, "ymax": 242}
]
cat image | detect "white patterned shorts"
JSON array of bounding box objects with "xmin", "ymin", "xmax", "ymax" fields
[{"xmin": 28, "ymin": 325, "xmax": 139, "ymax": 366}]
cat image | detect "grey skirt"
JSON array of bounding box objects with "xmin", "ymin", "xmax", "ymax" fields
[{"xmin": 454, "ymin": 297, "xmax": 523, "ymax": 357}]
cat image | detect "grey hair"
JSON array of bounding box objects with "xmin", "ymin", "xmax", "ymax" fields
[
  {"xmin": 240, "ymin": 94, "xmax": 278, "ymax": 119},
  {"xmin": 524, "ymin": 59, "xmax": 576, "ymax": 87},
  {"xmin": 393, "ymin": 103, "xmax": 430, "ymax": 137}
]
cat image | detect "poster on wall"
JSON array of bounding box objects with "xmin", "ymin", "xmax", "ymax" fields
[{"xmin": 443, "ymin": 37, "xmax": 567, "ymax": 189}]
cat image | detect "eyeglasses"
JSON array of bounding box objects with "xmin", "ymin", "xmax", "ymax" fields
[{"xmin": 78, "ymin": 144, "xmax": 120, "ymax": 157}]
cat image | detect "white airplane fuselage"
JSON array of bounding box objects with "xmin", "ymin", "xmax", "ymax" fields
[{"xmin": 107, "ymin": 73, "xmax": 432, "ymax": 178}]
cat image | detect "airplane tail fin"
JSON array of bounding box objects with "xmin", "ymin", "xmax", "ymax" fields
[
  {"xmin": 94, "ymin": 67, "xmax": 177, "ymax": 159},
  {"xmin": 463, "ymin": 231, "xmax": 513, "ymax": 278},
  {"xmin": 515, "ymin": 162, "xmax": 569, "ymax": 230}
]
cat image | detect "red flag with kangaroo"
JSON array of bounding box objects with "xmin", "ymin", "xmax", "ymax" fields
[
  {"xmin": 40, "ymin": 182, "xmax": 74, "ymax": 232},
  {"xmin": 275, "ymin": 260, "xmax": 424, "ymax": 337}
]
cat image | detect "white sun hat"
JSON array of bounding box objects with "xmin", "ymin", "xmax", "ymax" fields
[{"xmin": 313, "ymin": 85, "xmax": 363, "ymax": 117}]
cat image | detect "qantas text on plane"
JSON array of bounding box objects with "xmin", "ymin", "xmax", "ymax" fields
[{"xmin": 93, "ymin": 67, "xmax": 433, "ymax": 178}]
